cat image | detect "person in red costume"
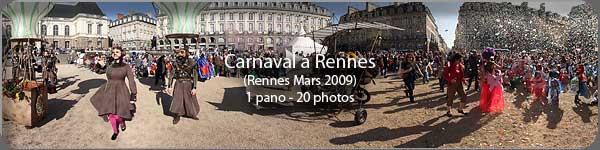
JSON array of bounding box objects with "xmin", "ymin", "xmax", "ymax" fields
[
  {"xmin": 442, "ymin": 53, "xmax": 468, "ymax": 117},
  {"xmin": 480, "ymin": 61, "xmax": 505, "ymax": 113}
]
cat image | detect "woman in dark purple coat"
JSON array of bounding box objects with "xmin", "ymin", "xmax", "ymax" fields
[{"xmin": 90, "ymin": 47, "xmax": 137, "ymax": 140}]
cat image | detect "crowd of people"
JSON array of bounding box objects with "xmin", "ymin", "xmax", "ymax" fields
[
  {"xmin": 457, "ymin": 3, "xmax": 597, "ymax": 53},
  {"xmin": 368, "ymin": 47, "xmax": 598, "ymax": 116},
  {"xmin": 567, "ymin": 4, "xmax": 598, "ymax": 51},
  {"xmin": 65, "ymin": 42, "xmax": 597, "ymax": 140}
]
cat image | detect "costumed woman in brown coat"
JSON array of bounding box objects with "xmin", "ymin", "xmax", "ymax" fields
[
  {"xmin": 90, "ymin": 47, "xmax": 137, "ymax": 140},
  {"xmin": 167, "ymin": 48, "xmax": 200, "ymax": 124}
]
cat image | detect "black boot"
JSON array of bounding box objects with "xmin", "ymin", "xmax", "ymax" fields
[
  {"xmin": 102, "ymin": 115, "xmax": 108, "ymax": 122},
  {"xmin": 445, "ymin": 111, "xmax": 453, "ymax": 117},
  {"xmin": 458, "ymin": 109, "xmax": 468, "ymax": 116},
  {"xmin": 121, "ymin": 123, "xmax": 126, "ymax": 131},
  {"xmin": 173, "ymin": 116, "xmax": 181, "ymax": 124},
  {"xmin": 409, "ymin": 91, "xmax": 415, "ymax": 103},
  {"xmin": 111, "ymin": 133, "xmax": 118, "ymax": 140}
]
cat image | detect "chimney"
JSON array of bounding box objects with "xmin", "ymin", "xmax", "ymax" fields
[
  {"xmin": 366, "ymin": 2, "xmax": 378, "ymax": 12},
  {"xmin": 117, "ymin": 13, "xmax": 123, "ymax": 20},
  {"xmin": 348, "ymin": 6, "xmax": 359, "ymax": 15},
  {"xmin": 521, "ymin": 2, "xmax": 528, "ymax": 8},
  {"xmin": 540, "ymin": 3, "xmax": 546, "ymax": 12}
]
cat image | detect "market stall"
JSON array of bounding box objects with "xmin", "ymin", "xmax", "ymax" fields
[{"xmin": 2, "ymin": 2, "xmax": 55, "ymax": 127}]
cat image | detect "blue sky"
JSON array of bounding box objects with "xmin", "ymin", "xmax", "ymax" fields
[{"xmin": 95, "ymin": 1, "xmax": 585, "ymax": 48}]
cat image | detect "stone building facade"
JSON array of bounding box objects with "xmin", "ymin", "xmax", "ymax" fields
[
  {"xmin": 453, "ymin": 2, "xmax": 570, "ymax": 52},
  {"xmin": 1, "ymin": 15, "xmax": 10, "ymax": 48},
  {"xmin": 40, "ymin": 2, "xmax": 110, "ymax": 50},
  {"xmin": 108, "ymin": 11, "xmax": 157, "ymax": 50},
  {"xmin": 153, "ymin": 2, "xmax": 332, "ymax": 51},
  {"xmin": 331, "ymin": 2, "xmax": 447, "ymax": 52}
]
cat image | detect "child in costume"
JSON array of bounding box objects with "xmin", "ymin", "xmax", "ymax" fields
[
  {"xmin": 575, "ymin": 64, "xmax": 590, "ymax": 104},
  {"xmin": 532, "ymin": 71, "xmax": 546, "ymax": 102},
  {"xmin": 547, "ymin": 70, "xmax": 561, "ymax": 106},
  {"xmin": 560, "ymin": 68, "xmax": 569, "ymax": 92}
]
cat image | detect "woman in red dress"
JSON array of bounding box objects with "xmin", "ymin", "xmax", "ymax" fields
[{"xmin": 481, "ymin": 62, "xmax": 505, "ymax": 113}]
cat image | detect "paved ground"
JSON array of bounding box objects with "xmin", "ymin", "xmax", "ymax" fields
[{"xmin": 3, "ymin": 64, "xmax": 598, "ymax": 148}]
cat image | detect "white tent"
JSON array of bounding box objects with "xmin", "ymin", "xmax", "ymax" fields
[{"xmin": 286, "ymin": 26, "xmax": 327, "ymax": 59}]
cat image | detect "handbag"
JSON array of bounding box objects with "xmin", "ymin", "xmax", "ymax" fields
[{"xmin": 130, "ymin": 94, "xmax": 137, "ymax": 113}]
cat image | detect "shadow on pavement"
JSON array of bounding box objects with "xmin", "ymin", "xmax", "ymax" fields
[
  {"xmin": 156, "ymin": 91, "xmax": 176, "ymax": 117},
  {"xmin": 207, "ymin": 87, "xmax": 338, "ymax": 122},
  {"xmin": 70, "ymin": 79, "xmax": 106, "ymax": 95},
  {"xmin": 572, "ymin": 102, "xmax": 596, "ymax": 123},
  {"xmin": 137, "ymin": 77, "xmax": 166, "ymax": 91},
  {"xmin": 329, "ymin": 106, "xmax": 497, "ymax": 148},
  {"xmin": 329, "ymin": 121, "xmax": 356, "ymax": 128},
  {"xmin": 34, "ymin": 99, "xmax": 78, "ymax": 128},
  {"xmin": 56, "ymin": 75, "xmax": 79, "ymax": 90}
]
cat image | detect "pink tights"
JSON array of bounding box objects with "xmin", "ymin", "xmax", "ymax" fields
[{"xmin": 108, "ymin": 114, "xmax": 125, "ymax": 134}]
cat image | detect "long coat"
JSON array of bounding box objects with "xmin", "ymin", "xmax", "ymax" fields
[{"xmin": 90, "ymin": 64, "xmax": 137, "ymax": 119}]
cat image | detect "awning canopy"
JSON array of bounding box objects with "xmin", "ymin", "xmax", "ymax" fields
[
  {"xmin": 287, "ymin": 25, "xmax": 327, "ymax": 56},
  {"xmin": 307, "ymin": 22, "xmax": 405, "ymax": 42}
]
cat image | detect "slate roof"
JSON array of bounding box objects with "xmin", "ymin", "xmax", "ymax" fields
[{"xmin": 46, "ymin": 2, "xmax": 105, "ymax": 18}]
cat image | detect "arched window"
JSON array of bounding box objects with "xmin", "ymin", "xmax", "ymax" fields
[
  {"xmin": 6, "ymin": 25, "xmax": 11, "ymax": 36},
  {"xmin": 219, "ymin": 23, "xmax": 224, "ymax": 32},
  {"xmin": 159, "ymin": 40, "xmax": 164, "ymax": 45},
  {"xmin": 53, "ymin": 25, "xmax": 58, "ymax": 36},
  {"xmin": 41, "ymin": 25, "xmax": 47, "ymax": 36},
  {"xmin": 277, "ymin": 37, "xmax": 282, "ymax": 45},
  {"xmin": 65, "ymin": 25, "xmax": 70, "ymax": 36}
]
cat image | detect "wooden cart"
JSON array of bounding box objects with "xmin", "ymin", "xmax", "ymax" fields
[
  {"xmin": 2, "ymin": 82, "xmax": 48, "ymax": 127},
  {"xmin": 2, "ymin": 38, "xmax": 49, "ymax": 128}
]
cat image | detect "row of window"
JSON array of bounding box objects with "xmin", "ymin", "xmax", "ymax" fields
[
  {"xmin": 199, "ymin": 23, "xmax": 322, "ymax": 33},
  {"xmin": 199, "ymin": 12, "xmax": 328, "ymax": 24},
  {"xmin": 40, "ymin": 24, "xmax": 103, "ymax": 36},
  {"xmin": 111, "ymin": 25, "xmax": 154, "ymax": 40},
  {"xmin": 209, "ymin": 2, "xmax": 328, "ymax": 14},
  {"xmin": 110, "ymin": 16, "xmax": 156, "ymax": 27},
  {"xmin": 157, "ymin": 37, "xmax": 293, "ymax": 45},
  {"xmin": 49, "ymin": 40, "xmax": 102, "ymax": 49}
]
